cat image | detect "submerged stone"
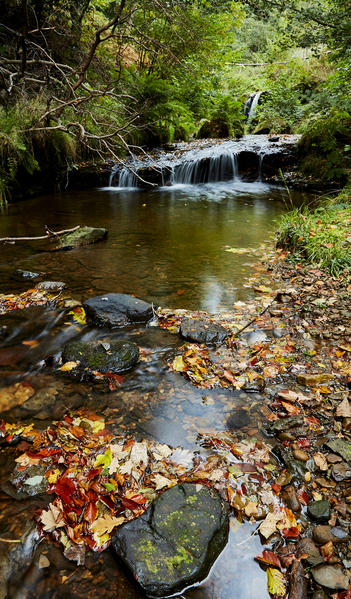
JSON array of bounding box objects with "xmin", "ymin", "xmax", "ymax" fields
[
  {"xmin": 111, "ymin": 483, "xmax": 229, "ymax": 598},
  {"xmin": 325, "ymin": 439, "xmax": 351, "ymax": 464},
  {"xmin": 12, "ymin": 269, "xmax": 40, "ymax": 280},
  {"xmin": 227, "ymin": 409, "xmax": 251, "ymax": 429},
  {"xmin": 180, "ymin": 319, "xmax": 228, "ymax": 344},
  {"xmin": 62, "ymin": 339, "xmax": 139, "ymax": 373},
  {"xmin": 84, "ymin": 293, "xmax": 153, "ymax": 327},
  {"xmin": 57, "ymin": 227, "xmax": 108, "ymax": 249}
]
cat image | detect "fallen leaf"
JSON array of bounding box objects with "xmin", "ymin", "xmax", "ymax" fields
[
  {"xmin": 60, "ymin": 361, "xmax": 79, "ymax": 372},
  {"xmin": 256, "ymin": 550, "xmax": 282, "ymax": 569},
  {"xmin": 151, "ymin": 474, "xmax": 176, "ymax": 490},
  {"xmin": 38, "ymin": 554, "xmax": 50, "ymax": 569},
  {"xmin": 244, "ymin": 501, "xmax": 258, "ymax": 517},
  {"xmin": 267, "ymin": 567, "xmax": 286, "ymax": 596},
  {"xmin": 24, "ymin": 475, "xmax": 43, "ymax": 486},
  {"xmin": 90, "ymin": 515, "xmax": 125, "ymax": 536},
  {"xmin": 281, "ymin": 401, "xmax": 300, "ymax": 414},
  {"xmin": 335, "ymin": 398, "xmax": 351, "ymax": 418},
  {"xmin": 172, "ymin": 356, "xmax": 187, "ymax": 372},
  {"xmin": 64, "ymin": 543, "xmax": 85, "ymax": 565},
  {"xmin": 312, "ymin": 452, "xmax": 328, "ymax": 471},
  {"xmin": 258, "ymin": 513, "xmax": 283, "ymax": 539},
  {"xmin": 40, "ymin": 503, "xmax": 65, "ymax": 532},
  {"xmin": 130, "ymin": 442, "xmax": 148, "ymax": 468}
]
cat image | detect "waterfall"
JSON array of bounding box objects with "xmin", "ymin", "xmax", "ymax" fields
[
  {"xmin": 248, "ymin": 92, "xmax": 262, "ymax": 119},
  {"xmin": 258, "ymin": 154, "xmax": 265, "ymax": 181},
  {"xmin": 171, "ymin": 149, "xmax": 238, "ymax": 185},
  {"xmin": 117, "ymin": 167, "xmax": 138, "ymax": 188}
]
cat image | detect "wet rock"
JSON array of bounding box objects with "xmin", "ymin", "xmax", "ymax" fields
[
  {"xmin": 282, "ymin": 485, "xmax": 301, "ymax": 512},
  {"xmin": 0, "ymin": 382, "xmax": 35, "ymax": 412},
  {"xmin": 12, "ymin": 269, "xmax": 40, "ymax": 280},
  {"xmin": 307, "ymin": 500, "xmax": 331, "ymax": 523},
  {"xmin": 36, "ymin": 281, "xmax": 67, "ymax": 292},
  {"xmin": 266, "ymin": 416, "xmax": 304, "ymax": 435},
  {"xmin": 320, "ymin": 541, "xmax": 333, "ymax": 557},
  {"xmin": 278, "ymin": 432, "xmax": 295, "ymax": 442},
  {"xmin": 57, "ymin": 227, "xmax": 108, "ymax": 249},
  {"xmin": 313, "ymin": 526, "xmax": 349, "ymax": 545},
  {"xmin": 0, "ymin": 552, "xmax": 11, "ymax": 599},
  {"xmin": 315, "ymin": 477, "xmax": 337, "ymax": 489},
  {"xmin": 111, "ymin": 483, "xmax": 229, "ymax": 598},
  {"xmin": 296, "ymin": 537, "xmax": 319, "ymax": 559},
  {"xmin": 227, "ymin": 410, "xmax": 251, "ymax": 429},
  {"xmin": 2, "ymin": 464, "xmax": 48, "ymax": 499},
  {"xmin": 311, "ymin": 564, "xmax": 349, "ymax": 590},
  {"xmin": 312, "ymin": 590, "xmax": 330, "ymax": 599},
  {"xmin": 332, "ymin": 462, "xmax": 351, "ymax": 482},
  {"xmin": 20, "ymin": 388, "xmax": 58, "ymax": 415},
  {"xmin": 242, "ymin": 377, "xmax": 265, "ymax": 392},
  {"xmin": 62, "ymin": 339, "xmax": 139, "ymax": 374},
  {"xmin": 84, "ymin": 293, "xmax": 153, "ymax": 327},
  {"xmin": 326, "ymin": 439, "xmax": 351, "ymax": 464},
  {"xmin": 180, "ymin": 319, "xmax": 228, "ymax": 344},
  {"xmin": 326, "ymin": 453, "xmax": 343, "ymax": 464},
  {"xmin": 293, "ymin": 449, "xmax": 309, "ymax": 462},
  {"xmin": 297, "ymin": 373, "xmax": 333, "ymax": 386}
]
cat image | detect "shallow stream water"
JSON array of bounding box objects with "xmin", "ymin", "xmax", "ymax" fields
[{"xmin": 0, "ymin": 180, "xmax": 312, "ymax": 599}]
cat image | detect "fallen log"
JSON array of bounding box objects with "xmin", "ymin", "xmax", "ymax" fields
[{"xmin": 0, "ymin": 225, "xmax": 80, "ymax": 244}]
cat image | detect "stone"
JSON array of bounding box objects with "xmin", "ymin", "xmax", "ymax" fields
[
  {"xmin": 0, "ymin": 382, "xmax": 35, "ymax": 412},
  {"xmin": 343, "ymin": 417, "xmax": 351, "ymax": 430},
  {"xmin": 2, "ymin": 465, "xmax": 48, "ymax": 500},
  {"xmin": 296, "ymin": 537, "xmax": 319, "ymax": 559},
  {"xmin": 111, "ymin": 483, "xmax": 229, "ymax": 598},
  {"xmin": 278, "ymin": 433, "xmax": 295, "ymax": 442},
  {"xmin": 315, "ymin": 477, "xmax": 337, "ymax": 489},
  {"xmin": 293, "ymin": 449, "xmax": 309, "ymax": 462},
  {"xmin": 326, "ymin": 439, "xmax": 351, "ymax": 464},
  {"xmin": 242, "ymin": 377, "xmax": 265, "ymax": 392},
  {"xmin": 84, "ymin": 293, "xmax": 153, "ymax": 327},
  {"xmin": 12, "ymin": 269, "xmax": 40, "ymax": 280},
  {"xmin": 312, "ymin": 590, "xmax": 330, "ymax": 599},
  {"xmin": 268, "ymin": 136, "xmax": 280, "ymax": 142},
  {"xmin": 57, "ymin": 227, "xmax": 108, "ymax": 249},
  {"xmin": 326, "ymin": 453, "xmax": 343, "ymax": 464},
  {"xmin": 282, "ymin": 485, "xmax": 301, "ymax": 512},
  {"xmin": 332, "ymin": 462, "xmax": 351, "ymax": 482},
  {"xmin": 313, "ymin": 526, "xmax": 349, "ymax": 545},
  {"xmin": 227, "ymin": 409, "xmax": 251, "ymax": 429},
  {"xmin": 36, "ymin": 281, "xmax": 67, "ymax": 292},
  {"xmin": 180, "ymin": 319, "xmax": 228, "ymax": 345},
  {"xmin": 320, "ymin": 541, "xmax": 333, "ymax": 557},
  {"xmin": 311, "ymin": 564, "xmax": 349, "ymax": 590},
  {"xmin": 307, "ymin": 500, "xmax": 331, "ymax": 523},
  {"xmin": 62, "ymin": 340, "xmax": 139, "ymax": 374},
  {"xmin": 266, "ymin": 416, "xmax": 304, "ymax": 435},
  {"xmin": 297, "ymin": 373, "xmax": 333, "ymax": 386}
]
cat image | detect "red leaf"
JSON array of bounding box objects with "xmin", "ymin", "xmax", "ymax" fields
[
  {"xmin": 305, "ymin": 416, "xmax": 319, "ymax": 425},
  {"xmin": 297, "ymin": 439, "xmax": 310, "ymax": 448},
  {"xmin": 53, "ymin": 477, "xmax": 77, "ymax": 497},
  {"xmin": 272, "ymin": 483, "xmax": 281, "ymax": 494},
  {"xmin": 91, "ymin": 482, "xmax": 106, "ymax": 494},
  {"xmin": 223, "ymin": 370, "xmax": 237, "ymax": 384},
  {"xmin": 240, "ymin": 463, "xmax": 257, "ymax": 473},
  {"xmin": 129, "ymin": 494, "xmax": 147, "ymax": 505},
  {"xmin": 85, "ymin": 502, "xmax": 97, "ymax": 524},
  {"xmin": 281, "ymin": 527, "xmax": 300, "ymax": 538},
  {"xmin": 255, "ymin": 550, "xmax": 282, "ymax": 569},
  {"xmin": 249, "ymin": 473, "xmax": 265, "ymax": 485},
  {"xmin": 338, "ymin": 590, "xmax": 351, "ymax": 599},
  {"xmin": 122, "ymin": 498, "xmax": 139, "ymax": 510},
  {"xmin": 26, "ymin": 447, "xmax": 61, "ymax": 459},
  {"xmin": 86, "ymin": 468, "xmax": 103, "ymax": 480},
  {"xmin": 99, "ymin": 495, "xmax": 115, "ymax": 510},
  {"xmin": 297, "ymin": 490, "xmax": 309, "ymax": 506}
]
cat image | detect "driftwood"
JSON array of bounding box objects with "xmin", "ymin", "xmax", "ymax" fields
[
  {"xmin": 0, "ymin": 225, "xmax": 80, "ymax": 244},
  {"xmin": 289, "ymin": 559, "xmax": 308, "ymax": 599}
]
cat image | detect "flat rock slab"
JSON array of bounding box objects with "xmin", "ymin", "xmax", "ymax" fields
[
  {"xmin": 112, "ymin": 483, "xmax": 229, "ymax": 598},
  {"xmin": 84, "ymin": 293, "xmax": 153, "ymax": 327},
  {"xmin": 325, "ymin": 439, "xmax": 351, "ymax": 464},
  {"xmin": 62, "ymin": 340, "xmax": 139, "ymax": 373},
  {"xmin": 311, "ymin": 564, "xmax": 349, "ymax": 590},
  {"xmin": 36, "ymin": 281, "xmax": 67, "ymax": 292},
  {"xmin": 180, "ymin": 319, "xmax": 229, "ymax": 344},
  {"xmin": 313, "ymin": 525, "xmax": 349, "ymax": 545},
  {"xmin": 57, "ymin": 227, "xmax": 108, "ymax": 249}
]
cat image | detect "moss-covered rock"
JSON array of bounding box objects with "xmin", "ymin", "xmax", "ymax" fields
[
  {"xmin": 61, "ymin": 339, "xmax": 139, "ymax": 373},
  {"xmin": 111, "ymin": 483, "xmax": 229, "ymax": 597},
  {"xmin": 57, "ymin": 227, "xmax": 108, "ymax": 249}
]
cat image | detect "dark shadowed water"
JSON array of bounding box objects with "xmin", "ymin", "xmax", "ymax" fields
[{"xmin": 0, "ymin": 181, "xmax": 311, "ymax": 599}]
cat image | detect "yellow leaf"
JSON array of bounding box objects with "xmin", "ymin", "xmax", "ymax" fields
[
  {"xmin": 267, "ymin": 568, "xmax": 286, "ymax": 596},
  {"xmin": 312, "ymin": 491, "xmax": 323, "ymax": 501},
  {"xmin": 172, "ymin": 356, "xmax": 187, "ymax": 372},
  {"xmin": 47, "ymin": 469, "xmax": 61, "ymax": 484},
  {"xmin": 90, "ymin": 515, "xmax": 125, "ymax": 536},
  {"xmin": 258, "ymin": 513, "xmax": 283, "ymax": 539},
  {"xmin": 244, "ymin": 501, "xmax": 258, "ymax": 517},
  {"xmin": 253, "ymin": 285, "xmax": 272, "ymax": 294},
  {"xmin": 60, "ymin": 361, "xmax": 79, "ymax": 371}
]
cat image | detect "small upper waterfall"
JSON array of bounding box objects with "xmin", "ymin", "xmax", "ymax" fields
[{"xmin": 248, "ymin": 92, "xmax": 262, "ymax": 119}]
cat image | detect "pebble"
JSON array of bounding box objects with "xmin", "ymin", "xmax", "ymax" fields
[
  {"xmin": 293, "ymin": 449, "xmax": 309, "ymax": 461},
  {"xmin": 343, "ymin": 418, "xmax": 351, "ymax": 429},
  {"xmin": 227, "ymin": 410, "xmax": 251, "ymax": 429},
  {"xmin": 326, "ymin": 453, "xmax": 343, "ymax": 464},
  {"xmin": 313, "ymin": 526, "xmax": 349, "ymax": 545},
  {"xmin": 278, "ymin": 433, "xmax": 295, "ymax": 442},
  {"xmin": 315, "ymin": 477, "xmax": 337, "ymax": 489},
  {"xmin": 282, "ymin": 485, "xmax": 301, "ymax": 512},
  {"xmin": 297, "ymin": 373, "xmax": 333, "ymax": 386}
]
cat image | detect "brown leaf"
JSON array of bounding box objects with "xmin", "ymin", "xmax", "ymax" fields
[{"xmin": 335, "ymin": 397, "xmax": 351, "ymax": 418}]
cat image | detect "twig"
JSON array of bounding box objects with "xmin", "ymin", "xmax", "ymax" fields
[
  {"xmin": 0, "ymin": 537, "xmax": 21, "ymax": 543},
  {"xmin": 233, "ymin": 295, "xmax": 278, "ymax": 337},
  {"xmin": 0, "ymin": 225, "xmax": 80, "ymax": 243}
]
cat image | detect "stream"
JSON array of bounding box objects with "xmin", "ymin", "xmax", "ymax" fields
[{"xmin": 0, "ymin": 177, "xmax": 313, "ymax": 599}]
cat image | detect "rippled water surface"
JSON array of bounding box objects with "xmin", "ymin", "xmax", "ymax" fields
[{"xmin": 0, "ymin": 181, "xmax": 311, "ymax": 599}]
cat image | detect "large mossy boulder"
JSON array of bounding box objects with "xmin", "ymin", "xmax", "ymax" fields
[
  {"xmin": 83, "ymin": 293, "xmax": 153, "ymax": 327},
  {"xmin": 180, "ymin": 318, "xmax": 229, "ymax": 344},
  {"xmin": 61, "ymin": 339, "xmax": 139, "ymax": 373},
  {"xmin": 111, "ymin": 483, "xmax": 229, "ymax": 598},
  {"xmin": 57, "ymin": 227, "xmax": 108, "ymax": 249}
]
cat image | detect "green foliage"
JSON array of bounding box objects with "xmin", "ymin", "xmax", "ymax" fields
[
  {"xmin": 276, "ymin": 190, "xmax": 351, "ymax": 276},
  {"xmin": 197, "ymin": 94, "xmax": 245, "ymax": 138},
  {"xmin": 297, "ymin": 111, "xmax": 351, "ymax": 183}
]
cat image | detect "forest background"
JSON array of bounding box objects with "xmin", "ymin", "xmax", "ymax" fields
[{"xmin": 0, "ymin": 0, "xmax": 350, "ymax": 203}]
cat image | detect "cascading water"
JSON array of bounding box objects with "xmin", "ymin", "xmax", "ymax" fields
[
  {"xmin": 171, "ymin": 147, "xmax": 238, "ymax": 185},
  {"xmin": 248, "ymin": 91, "xmax": 262, "ymax": 119},
  {"xmin": 117, "ymin": 167, "xmax": 138, "ymax": 188}
]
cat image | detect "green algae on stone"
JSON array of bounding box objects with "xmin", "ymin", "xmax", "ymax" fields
[
  {"xmin": 57, "ymin": 227, "xmax": 108, "ymax": 249},
  {"xmin": 61, "ymin": 340, "xmax": 139, "ymax": 374},
  {"xmin": 111, "ymin": 483, "xmax": 229, "ymax": 598},
  {"xmin": 325, "ymin": 439, "xmax": 351, "ymax": 464}
]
